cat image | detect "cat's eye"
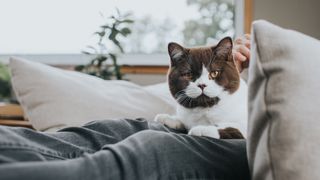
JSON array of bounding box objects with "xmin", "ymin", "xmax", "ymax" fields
[
  {"xmin": 209, "ymin": 70, "xmax": 220, "ymax": 80},
  {"xmin": 181, "ymin": 72, "xmax": 193, "ymax": 79}
]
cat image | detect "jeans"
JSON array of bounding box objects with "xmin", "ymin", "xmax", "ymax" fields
[{"xmin": 0, "ymin": 118, "xmax": 250, "ymax": 180}]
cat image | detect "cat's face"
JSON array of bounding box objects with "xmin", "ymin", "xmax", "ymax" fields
[{"xmin": 167, "ymin": 37, "xmax": 240, "ymax": 108}]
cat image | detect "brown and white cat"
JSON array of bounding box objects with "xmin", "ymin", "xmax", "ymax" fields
[{"xmin": 154, "ymin": 37, "xmax": 247, "ymax": 139}]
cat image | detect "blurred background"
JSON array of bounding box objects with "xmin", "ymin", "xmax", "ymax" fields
[
  {"xmin": 0, "ymin": 0, "xmax": 319, "ymax": 102},
  {"xmin": 0, "ymin": 0, "xmax": 239, "ymax": 54}
]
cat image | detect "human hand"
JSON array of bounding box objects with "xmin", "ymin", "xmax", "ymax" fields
[{"xmin": 233, "ymin": 34, "xmax": 251, "ymax": 72}]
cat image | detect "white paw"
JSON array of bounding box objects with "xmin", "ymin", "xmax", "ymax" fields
[
  {"xmin": 154, "ymin": 114, "xmax": 185, "ymax": 130},
  {"xmin": 188, "ymin": 126, "xmax": 220, "ymax": 139},
  {"xmin": 154, "ymin": 114, "xmax": 171, "ymax": 124}
]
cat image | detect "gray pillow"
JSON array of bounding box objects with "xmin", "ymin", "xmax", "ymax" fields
[{"xmin": 248, "ymin": 20, "xmax": 320, "ymax": 180}]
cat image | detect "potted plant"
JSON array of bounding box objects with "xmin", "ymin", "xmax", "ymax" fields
[
  {"xmin": 76, "ymin": 10, "xmax": 134, "ymax": 80},
  {"xmin": 0, "ymin": 62, "xmax": 11, "ymax": 102}
]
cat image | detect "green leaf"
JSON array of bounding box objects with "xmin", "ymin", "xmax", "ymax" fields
[
  {"xmin": 119, "ymin": 27, "xmax": 131, "ymax": 36},
  {"xmin": 0, "ymin": 63, "xmax": 10, "ymax": 81},
  {"xmin": 101, "ymin": 25, "xmax": 111, "ymax": 29},
  {"xmin": 108, "ymin": 27, "xmax": 119, "ymax": 41},
  {"xmin": 119, "ymin": 19, "xmax": 134, "ymax": 24},
  {"xmin": 74, "ymin": 65, "xmax": 85, "ymax": 71},
  {"xmin": 86, "ymin": 45, "xmax": 96, "ymax": 50},
  {"xmin": 97, "ymin": 55, "xmax": 108, "ymax": 62},
  {"xmin": 81, "ymin": 51, "xmax": 91, "ymax": 55},
  {"xmin": 94, "ymin": 31, "xmax": 105, "ymax": 37},
  {"xmin": 84, "ymin": 45, "xmax": 98, "ymax": 54},
  {"xmin": 79, "ymin": 8, "xmax": 131, "ymax": 80},
  {"xmin": 112, "ymin": 39, "xmax": 124, "ymax": 53},
  {"xmin": 109, "ymin": 53, "xmax": 116, "ymax": 61},
  {"xmin": 108, "ymin": 53, "xmax": 122, "ymax": 80}
]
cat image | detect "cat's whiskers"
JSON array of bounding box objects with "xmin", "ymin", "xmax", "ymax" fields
[
  {"xmin": 174, "ymin": 90, "xmax": 185, "ymax": 96},
  {"xmin": 187, "ymin": 96, "xmax": 193, "ymax": 107},
  {"xmin": 174, "ymin": 90, "xmax": 195, "ymax": 107},
  {"xmin": 177, "ymin": 95, "xmax": 188, "ymax": 105}
]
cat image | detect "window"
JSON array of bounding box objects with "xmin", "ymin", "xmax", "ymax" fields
[{"xmin": 0, "ymin": 0, "xmax": 244, "ymax": 66}]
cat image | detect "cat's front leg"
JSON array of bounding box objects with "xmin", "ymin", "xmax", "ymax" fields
[
  {"xmin": 216, "ymin": 122, "xmax": 246, "ymax": 139},
  {"xmin": 154, "ymin": 114, "xmax": 185, "ymax": 130},
  {"xmin": 188, "ymin": 125, "xmax": 220, "ymax": 139}
]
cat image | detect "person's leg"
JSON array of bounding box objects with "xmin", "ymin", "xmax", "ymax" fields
[
  {"xmin": 99, "ymin": 130, "xmax": 250, "ymax": 180},
  {"xmin": 0, "ymin": 118, "xmax": 172, "ymax": 162},
  {"xmin": 0, "ymin": 122, "xmax": 250, "ymax": 180},
  {"xmin": 0, "ymin": 118, "xmax": 186, "ymax": 163}
]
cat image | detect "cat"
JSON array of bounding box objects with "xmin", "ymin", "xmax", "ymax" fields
[{"xmin": 154, "ymin": 37, "xmax": 247, "ymax": 139}]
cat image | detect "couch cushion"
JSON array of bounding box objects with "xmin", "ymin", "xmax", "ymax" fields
[
  {"xmin": 10, "ymin": 57, "xmax": 175, "ymax": 131},
  {"xmin": 248, "ymin": 20, "xmax": 320, "ymax": 180}
]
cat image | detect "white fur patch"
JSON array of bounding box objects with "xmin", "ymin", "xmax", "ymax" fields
[
  {"xmin": 154, "ymin": 114, "xmax": 185, "ymax": 130},
  {"xmin": 185, "ymin": 66, "xmax": 224, "ymax": 98},
  {"xmin": 188, "ymin": 125, "xmax": 220, "ymax": 138},
  {"xmin": 185, "ymin": 82, "xmax": 202, "ymax": 98},
  {"xmin": 177, "ymin": 78, "xmax": 248, "ymax": 138}
]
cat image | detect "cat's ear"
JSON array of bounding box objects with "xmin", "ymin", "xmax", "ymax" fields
[
  {"xmin": 168, "ymin": 42, "xmax": 185, "ymax": 65},
  {"xmin": 216, "ymin": 36, "xmax": 233, "ymax": 50},
  {"xmin": 213, "ymin": 37, "xmax": 233, "ymax": 59}
]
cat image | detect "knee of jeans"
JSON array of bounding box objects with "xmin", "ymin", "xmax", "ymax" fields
[
  {"xmin": 133, "ymin": 130, "xmax": 176, "ymax": 149},
  {"xmin": 84, "ymin": 118, "xmax": 148, "ymax": 129},
  {"xmin": 135, "ymin": 129, "xmax": 169, "ymax": 138}
]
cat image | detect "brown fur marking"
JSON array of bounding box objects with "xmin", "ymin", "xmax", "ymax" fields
[{"xmin": 218, "ymin": 127, "xmax": 244, "ymax": 139}]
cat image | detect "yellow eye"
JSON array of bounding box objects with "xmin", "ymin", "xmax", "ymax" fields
[
  {"xmin": 181, "ymin": 72, "xmax": 192, "ymax": 79},
  {"xmin": 209, "ymin": 70, "xmax": 220, "ymax": 80}
]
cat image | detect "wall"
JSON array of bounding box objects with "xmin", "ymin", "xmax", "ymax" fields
[{"xmin": 253, "ymin": 0, "xmax": 320, "ymax": 39}]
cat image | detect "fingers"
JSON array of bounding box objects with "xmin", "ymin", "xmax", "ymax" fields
[
  {"xmin": 234, "ymin": 34, "xmax": 250, "ymax": 43},
  {"xmin": 244, "ymin": 34, "xmax": 251, "ymax": 48},
  {"xmin": 233, "ymin": 44, "xmax": 250, "ymax": 61},
  {"xmin": 244, "ymin": 34, "xmax": 251, "ymax": 40},
  {"xmin": 234, "ymin": 52, "xmax": 249, "ymax": 73},
  {"xmin": 239, "ymin": 45, "xmax": 250, "ymax": 59},
  {"xmin": 234, "ymin": 51, "xmax": 246, "ymax": 62},
  {"xmin": 244, "ymin": 39, "xmax": 251, "ymax": 49},
  {"xmin": 234, "ymin": 35, "xmax": 251, "ymax": 49},
  {"xmin": 233, "ymin": 34, "xmax": 251, "ymax": 72},
  {"xmin": 234, "ymin": 57, "xmax": 243, "ymax": 73}
]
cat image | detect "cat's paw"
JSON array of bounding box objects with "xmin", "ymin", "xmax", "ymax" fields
[
  {"xmin": 188, "ymin": 126, "xmax": 220, "ymax": 139},
  {"xmin": 154, "ymin": 114, "xmax": 185, "ymax": 130},
  {"xmin": 154, "ymin": 114, "xmax": 171, "ymax": 124}
]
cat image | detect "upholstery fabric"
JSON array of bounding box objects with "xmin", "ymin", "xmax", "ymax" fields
[
  {"xmin": 10, "ymin": 57, "xmax": 175, "ymax": 130},
  {"xmin": 248, "ymin": 20, "xmax": 320, "ymax": 180}
]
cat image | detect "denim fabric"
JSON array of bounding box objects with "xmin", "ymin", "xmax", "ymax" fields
[{"xmin": 0, "ymin": 119, "xmax": 250, "ymax": 180}]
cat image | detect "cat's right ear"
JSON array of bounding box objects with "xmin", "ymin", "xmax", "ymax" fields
[{"xmin": 168, "ymin": 42, "xmax": 185, "ymax": 66}]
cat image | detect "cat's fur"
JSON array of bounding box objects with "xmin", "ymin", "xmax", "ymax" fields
[{"xmin": 154, "ymin": 37, "xmax": 247, "ymax": 139}]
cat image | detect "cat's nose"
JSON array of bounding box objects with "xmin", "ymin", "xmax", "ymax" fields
[{"xmin": 197, "ymin": 84, "xmax": 207, "ymax": 90}]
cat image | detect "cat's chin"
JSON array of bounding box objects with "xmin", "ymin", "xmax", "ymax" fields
[{"xmin": 179, "ymin": 94, "xmax": 220, "ymax": 108}]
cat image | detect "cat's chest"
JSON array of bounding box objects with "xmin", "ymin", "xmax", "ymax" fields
[{"xmin": 177, "ymin": 107, "xmax": 223, "ymax": 129}]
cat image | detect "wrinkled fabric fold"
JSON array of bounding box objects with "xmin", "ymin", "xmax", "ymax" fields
[{"xmin": 0, "ymin": 119, "xmax": 249, "ymax": 180}]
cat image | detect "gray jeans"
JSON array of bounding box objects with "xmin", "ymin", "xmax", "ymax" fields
[{"xmin": 0, "ymin": 118, "xmax": 250, "ymax": 180}]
